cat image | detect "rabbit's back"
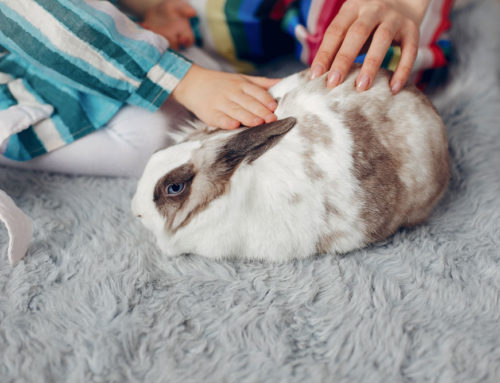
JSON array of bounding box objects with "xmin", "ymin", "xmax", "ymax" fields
[{"xmin": 268, "ymin": 68, "xmax": 449, "ymax": 253}]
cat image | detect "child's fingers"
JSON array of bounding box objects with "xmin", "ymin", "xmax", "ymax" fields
[
  {"xmin": 356, "ymin": 21, "xmax": 399, "ymax": 91},
  {"xmin": 179, "ymin": 25, "xmax": 195, "ymax": 47},
  {"xmin": 223, "ymin": 101, "xmax": 265, "ymax": 127},
  {"xmin": 327, "ymin": 12, "xmax": 380, "ymax": 88},
  {"xmin": 390, "ymin": 22, "xmax": 419, "ymax": 94},
  {"xmin": 166, "ymin": 37, "xmax": 180, "ymax": 50},
  {"xmin": 233, "ymin": 93, "xmax": 277, "ymax": 123},
  {"xmin": 212, "ymin": 110, "xmax": 239, "ymax": 130},
  {"xmin": 241, "ymin": 81, "xmax": 278, "ymax": 111},
  {"xmin": 310, "ymin": 3, "xmax": 358, "ymax": 79}
]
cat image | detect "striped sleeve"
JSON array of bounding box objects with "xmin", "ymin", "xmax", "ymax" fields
[{"xmin": 0, "ymin": 0, "xmax": 192, "ymax": 112}]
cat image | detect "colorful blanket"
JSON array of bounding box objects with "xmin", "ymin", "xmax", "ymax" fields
[{"xmin": 189, "ymin": 0, "xmax": 453, "ymax": 86}]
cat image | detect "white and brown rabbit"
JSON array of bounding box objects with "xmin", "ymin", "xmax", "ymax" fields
[{"xmin": 132, "ymin": 67, "xmax": 449, "ymax": 262}]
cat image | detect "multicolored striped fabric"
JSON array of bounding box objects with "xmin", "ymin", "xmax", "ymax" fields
[
  {"xmin": 0, "ymin": 0, "xmax": 453, "ymax": 162},
  {"xmin": 0, "ymin": 0, "xmax": 191, "ymax": 161},
  {"xmin": 190, "ymin": 0, "xmax": 453, "ymax": 84}
]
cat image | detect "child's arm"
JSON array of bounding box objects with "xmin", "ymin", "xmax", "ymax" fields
[
  {"xmin": 134, "ymin": 0, "xmax": 279, "ymax": 128},
  {"xmin": 0, "ymin": 0, "xmax": 276, "ymax": 130},
  {"xmin": 0, "ymin": 0, "xmax": 190, "ymax": 112},
  {"xmin": 310, "ymin": 0, "xmax": 431, "ymax": 93}
]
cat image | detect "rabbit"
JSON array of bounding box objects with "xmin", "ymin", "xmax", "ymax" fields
[{"xmin": 131, "ymin": 66, "xmax": 450, "ymax": 262}]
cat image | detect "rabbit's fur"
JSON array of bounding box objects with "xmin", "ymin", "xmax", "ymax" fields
[{"xmin": 132, "ymin": 67, "xmax": 449, "ymax": 262}]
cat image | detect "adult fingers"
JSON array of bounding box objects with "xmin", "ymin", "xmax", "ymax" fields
[
  {"xmin": 356, "ymin": 20, "xmax": 399, "ymax": 91},
  {"xmin": 390, "ymin": 21, "xmax": 419, "ymax": 93},
  {"xmin": 310, "ymin": 3, "xmax": 358, "ymax": 79},
  {"xmin": 327, "ymin": 11, "xmax": 380, "ymax": 88}
]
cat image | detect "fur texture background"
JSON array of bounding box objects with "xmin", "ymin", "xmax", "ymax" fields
[{"xmin": 1, "ymin": 1, "xmax": 499, "ymax": 381}]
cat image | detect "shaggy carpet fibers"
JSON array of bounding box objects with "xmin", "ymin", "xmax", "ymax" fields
[{"xmin": 1, "ymin": 1, "xmax": 499, "ymax": 382}]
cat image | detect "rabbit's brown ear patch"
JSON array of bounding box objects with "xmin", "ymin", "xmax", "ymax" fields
[
  {"xmin": 345, "ymin": 106, "xmax": 405, "ymax": 242},
  {"xmin": 215, "ymin": 117, "xmax": 297, "ymax": 178}
]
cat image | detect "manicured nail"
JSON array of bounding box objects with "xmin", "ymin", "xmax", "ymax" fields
[
  {"xmin": 356, "ymin": 73, "xmax": 370, "ymax": 91},
  {"xmin": 391, "ymin": 80, "xmax": 402, "ymax": 94},
  {"xmin": 327, "ymin": 70, "xmax": 341, "ymax": 88},
  {"xmin": 310, "ymin": 63, "xmax": 324, "ymax": 79}
]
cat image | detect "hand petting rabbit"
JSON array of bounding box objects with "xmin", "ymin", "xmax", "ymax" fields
[{"xmin": 132, "ymin": 67, "xmax": 449, "ymax": 262}]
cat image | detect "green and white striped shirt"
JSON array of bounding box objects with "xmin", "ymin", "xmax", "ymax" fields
[{"xmin": 0, "ymin": 0, "xmax": 192, "ymax": 161}]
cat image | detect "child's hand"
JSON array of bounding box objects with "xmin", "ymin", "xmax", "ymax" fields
[
  {"xmin": 142, "ymin": 0, "xmax": 197, "ymax": 50},
  {"xmin": 171, "ymin": 65, "xmax": 279, "ymax": 130},
  {"xmin": 310, "ymin": 0, "xmax": 430, "ymax": 94}
]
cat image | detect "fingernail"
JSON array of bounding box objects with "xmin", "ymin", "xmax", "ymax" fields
[
  {"xmin": 226, "ymin": 120, "xmax": 239, "ymax": 130},
  {"xmin": 327, "ymin": 70, "xmax": 341, "ymax": 88},
  {"xmin": 230, "ymin": 120, "xmax": 240, "ymax": 129},
  {"xmin": 391, "ymin": 80, "xmax": 402, "ymax": 94},
  {"xmin": 356, "ymin": 74, "xmax": 370, "ymax": 92},
  {"xmin": 265, "ymin": 114, "xmax": 276, "ymax": 123},
  {"xmin": 268, "ymin": 101, "xmax": 278, "ymax": 110},
  {"xmin": 310, "ymin": 64, "xmax": 324, "ymax": 79},
  {"xmin": 252, "ymin": 117, "xmax": 264, "ymax": 126}
]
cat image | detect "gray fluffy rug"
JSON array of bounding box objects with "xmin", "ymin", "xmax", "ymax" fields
[{"xmin": 1, "ymin": 1, "xmax": 499, "ymax": 382}]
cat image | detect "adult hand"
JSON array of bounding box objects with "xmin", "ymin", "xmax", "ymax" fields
[
  {"xmin": 310, "ymin": 0, "xmax": 430, "ymax": 94},
  {"xmin": 172, "ymin": 65, "xmax": 279, "ymax": 130}
]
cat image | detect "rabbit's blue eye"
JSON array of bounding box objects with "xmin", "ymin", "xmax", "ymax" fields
[{"xmin": 167, "ymin": 183, "xmax": 185, "ymax": 195}]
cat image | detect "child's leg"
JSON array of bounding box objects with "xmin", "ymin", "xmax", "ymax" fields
[{"xmin": 0, "ymin": 100, "xmax": 193, "ymax": 177}]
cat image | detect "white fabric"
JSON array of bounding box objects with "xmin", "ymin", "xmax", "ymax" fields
[
  {"xmin": 0, "ymin": 104, "xmax": 54, "ymax": 153},
  {"xmin": 0, "ymin": 100, "xmax": 193, "ymax": 177},
  {"xmin": 0, "ymin": 190, "xmax": 32, "ymax": 265}
]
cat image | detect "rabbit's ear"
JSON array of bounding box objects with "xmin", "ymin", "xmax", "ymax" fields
[{"xmin": 215, "ymin": 117, "xmax": 296, "ymax": 176}]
